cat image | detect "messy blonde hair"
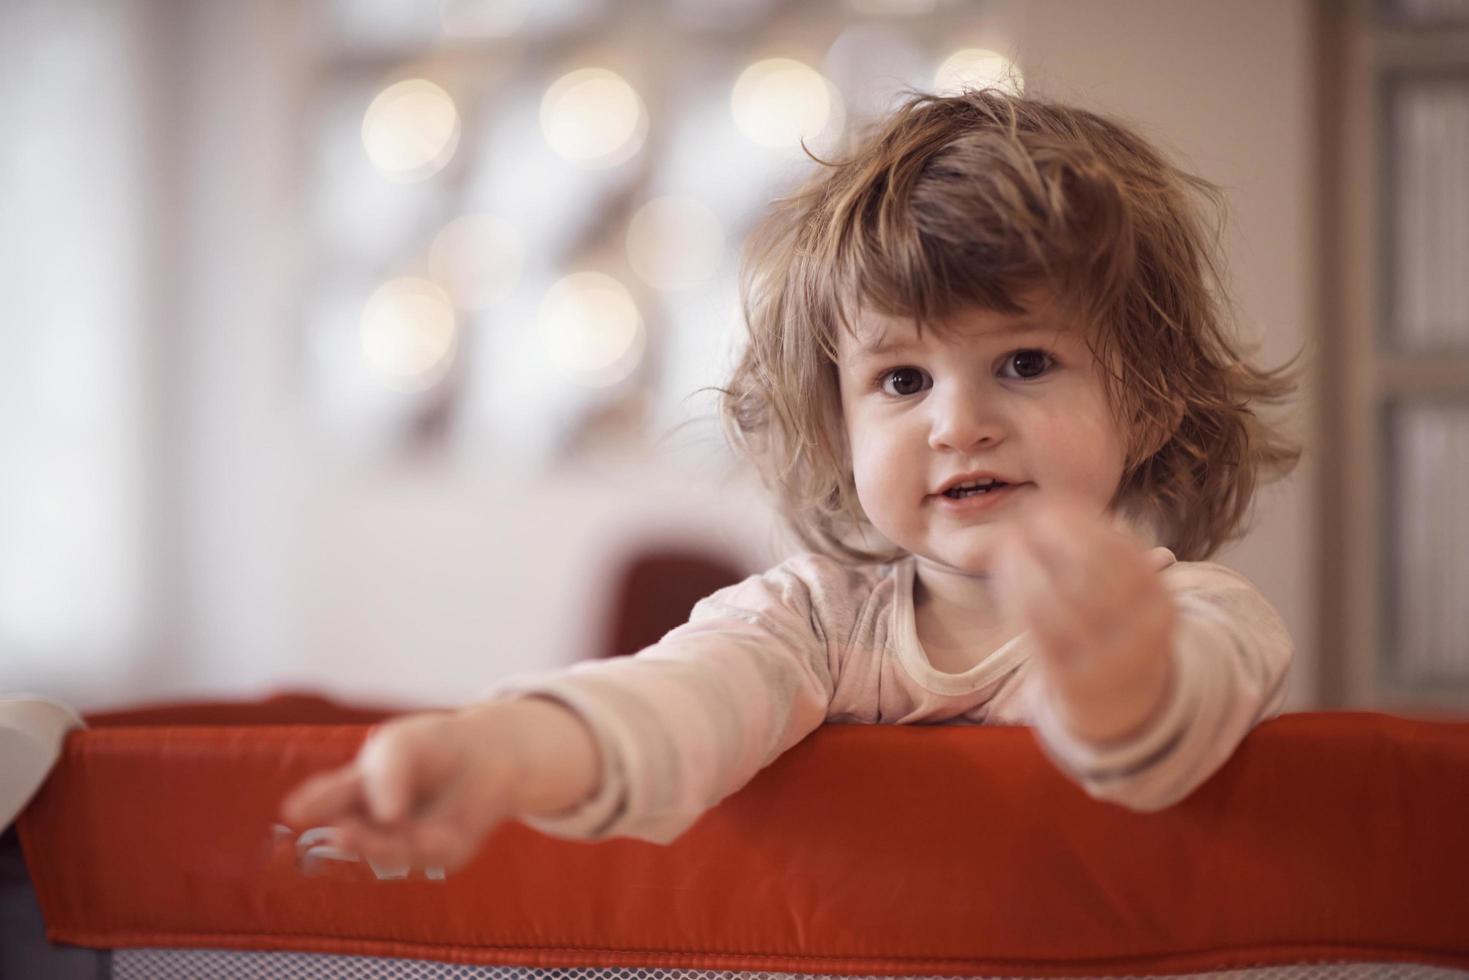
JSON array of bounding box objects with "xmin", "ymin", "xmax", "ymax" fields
[{"xmin": 721, "ymin": 89, "xmax": 1302, "ymax": 563}]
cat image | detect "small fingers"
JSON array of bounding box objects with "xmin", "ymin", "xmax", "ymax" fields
[
  {"xmin": 334, "ymin": 816, "xmax": 416, "ymax": 871},
  {"xmin": 1003, "ymin": 520, "xmax": 1117, "ymax": 669},
  {"xmin": 1023, "ymin": 504, "xmax": 1157, "ymax": 619},
  {"xmin": 358, "ymin": 728, "xmax": 416, "ymax": 824},
  {"xmin": 336, "ymin": 812, "xmax": 489, "ymax": 874},
  {"xmin": 405, "ymin": 819, "xmax": 482, "ymax": 872},
  {"xmin": 280, "ymin": 764, "xmax": 366, "ymax": 828},
  {"xmin": 998, "ymin": 532, "xmax": 1068, "ymax": 647},
  {"xmin": 356, "ymin": 711, "xmax": 461, "ymax": 824},
  {"xmin": 284, "ymin": 710, "xmax": 513, "ymax": 876},
  {"xmin": 407, "ymin": 769, "xmax": 517, "ymax": 870}
]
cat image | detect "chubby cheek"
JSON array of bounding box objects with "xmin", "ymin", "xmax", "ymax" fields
[
  {"xmin": 1036, "ymin": 404, "xmax": 1127, "ymax": 499},
  {"xmin": 848, "ymin": 426, "xmax": 924, "ymax": 540},
  {"xmin": 847, "ymin": 439, "xmax": 887, "ymax": 520}
]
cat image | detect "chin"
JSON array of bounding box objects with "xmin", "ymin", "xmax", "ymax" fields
[{"xmin": 919, "ymin": 544, "xmax": 997, "ymax": 578}]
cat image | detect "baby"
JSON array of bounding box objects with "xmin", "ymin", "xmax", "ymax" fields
[{"xmin": 283, "ymin": 89, "xmax": 1302, "ymax": 870}]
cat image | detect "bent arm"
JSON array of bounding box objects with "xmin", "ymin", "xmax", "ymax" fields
[{"xmin": 1029, "ymin": 562, "xmax": 1292, "ymax": 811}]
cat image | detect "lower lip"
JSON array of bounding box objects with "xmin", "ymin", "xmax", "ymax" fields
[{"xmin": 931, "ymin": 482, "xmax": 1028, "ymax": 515}]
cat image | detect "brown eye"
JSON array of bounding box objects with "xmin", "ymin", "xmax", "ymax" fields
[
  {"xmin": 880, "ymin": 367, "xmax": 931, "ymax": 396},
  {"xmin": 1005, "ymin": 350, "xmax": 1052, "ymax": 379}
]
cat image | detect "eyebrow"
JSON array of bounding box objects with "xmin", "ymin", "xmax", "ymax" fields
[{"xmin": 854, "ymin": 320, "xmax": 1058, "ymax": 358}]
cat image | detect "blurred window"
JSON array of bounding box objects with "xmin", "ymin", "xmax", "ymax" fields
[{"xmin": 1323, "ymin": 0, "xmax": 1469, "ymax": 707}]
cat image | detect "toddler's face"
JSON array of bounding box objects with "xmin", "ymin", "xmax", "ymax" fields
[{"xmin": 836, "ymin": 298, "xmax": 1128, "ymax": 576}]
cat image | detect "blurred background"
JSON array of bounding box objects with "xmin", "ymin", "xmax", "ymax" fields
[{"xmin": 1, "ymin": 0, "xmax": 1465, "ymax": 714}]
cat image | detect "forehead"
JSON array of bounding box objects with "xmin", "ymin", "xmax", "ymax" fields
[{"xmin": 839, "ymin": 303, "xmax": 1084, "ymax": 359}]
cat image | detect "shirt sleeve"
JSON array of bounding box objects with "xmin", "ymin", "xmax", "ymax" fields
[
  {"xmin": 480, "ymin": 557, "xmax": 840, "ymax": 844},
  {"xmin": 1027, "ymin": 560, "xmax": 1293, "ymax": 811}
]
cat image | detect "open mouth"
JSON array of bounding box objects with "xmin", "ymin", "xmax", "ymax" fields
[{"xmin": 942, "ymin": 479, "xmax": 1009, "ymax": 499}]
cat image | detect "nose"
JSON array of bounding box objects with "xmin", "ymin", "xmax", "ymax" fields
[{"xmin": 927, "ymin": 385, "xmax": 1006, "ymax": 452}]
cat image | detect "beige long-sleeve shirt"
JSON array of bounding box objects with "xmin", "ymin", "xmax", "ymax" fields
[{"xmin": 486, "ymin": 548, "xmax": 1292, "ymax": 845}]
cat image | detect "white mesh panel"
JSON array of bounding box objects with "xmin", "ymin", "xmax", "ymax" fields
[{"xmin": 110, "ymin": 952, "xmax": 1469, "ymax": 980}]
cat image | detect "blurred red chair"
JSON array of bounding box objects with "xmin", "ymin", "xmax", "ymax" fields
[{"xmin": 600, "ymin": 548, "xmax": 745, "ymax": 659}]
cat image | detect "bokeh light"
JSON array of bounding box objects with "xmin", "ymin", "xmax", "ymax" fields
[
  {"xmin": 429, "ymin": 214, "xmax": 524, "ymax": 310},
  {"xmin": 361, "ymin": 79, "xmax": 461, "ymax": 181},
  {"xmin": 731, "ymin": 58, "xmax": 838, "ymax": 149},
  {"xmin": 625, "ymin": 196, "xmax": 724, "ymax": 291},
  {"xmin": 540, "ymin": 68, "xmax": 648, "ymax": 167},
  {"xmin": 537, "ymin": 271, "xmax": 644, "ymax": 386},
  {"xmin": 934, "ymin": 48, "xmax": 1023, "ymax": 96},
  {"xmin": 360, "ymin": 277, "xmax": 459, "ymax": 389}
]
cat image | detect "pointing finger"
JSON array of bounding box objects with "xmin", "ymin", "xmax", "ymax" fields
[
  {"xmin": 358, "ymin": 728, "xmax": 419, "ymax": 824},
  {"xmin": 281, "ymin": 764, "xmax": 366, "ymax": 828}
]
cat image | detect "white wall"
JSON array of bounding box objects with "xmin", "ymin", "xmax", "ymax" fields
[{"xmin": 0, "ymin": 0, "xmax": 156, "ymax": 705}]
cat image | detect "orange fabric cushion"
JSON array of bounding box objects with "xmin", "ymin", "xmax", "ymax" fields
[
  {"xmin": 82, "ymin": 692, "xmax": 397, "ymax": 728},
  {"xmin": 16, "ymin": 707, "xmax": 1469, "ymax": 975}
]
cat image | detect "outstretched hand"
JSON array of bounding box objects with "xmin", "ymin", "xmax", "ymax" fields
[
  {"xmin": 280, "ymin": 708, "xmax": 523, "ymax": 874},
  {"xmin": 281, "ymin": 697, "xmax": 602, "ymax": 875},
  {"xmin": 991, "ymin": 495, "xmax": 1177, "ymax": 744}
]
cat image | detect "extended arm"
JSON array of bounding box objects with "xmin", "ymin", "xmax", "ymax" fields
[{"xmin": 283, "ymin": 558, "xmax": 841, "ymax": 861}]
